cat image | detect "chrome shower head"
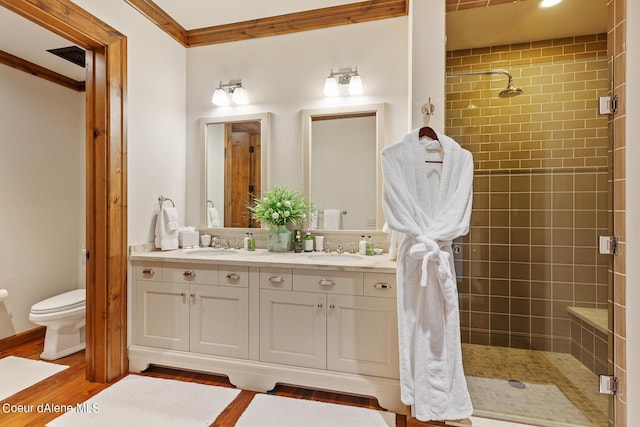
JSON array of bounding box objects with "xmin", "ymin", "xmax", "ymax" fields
[
  {"xmin": 498, "ymin": 77, "xmax": 523, "ymax": 98},
  {"xmin": 447, "ymin": 69, "xmax": 524, "ymax": 98}
]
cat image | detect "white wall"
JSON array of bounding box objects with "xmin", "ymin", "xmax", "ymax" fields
[
  {"xmin": 185, "ymin": 17, "xmax": 410, "ymax": 226},
  {"xmin": 0, "ymin": 65, "xmax": 84, "ymax": 338},
  {"xmin": 72, "ymin": 0, "xmax": 187, "ymax": 246},
  {"xmin": 625, "ymin": 0, "xmax": 639, "ymax": 420},
  {"xmin": 0, "ymin": 1, "xmax": 187, "ymax": 339}
]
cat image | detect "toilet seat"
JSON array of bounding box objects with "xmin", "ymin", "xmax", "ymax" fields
[{"xmin": 31, "ymin": 289, "xmax": 85, "ymax": 314}]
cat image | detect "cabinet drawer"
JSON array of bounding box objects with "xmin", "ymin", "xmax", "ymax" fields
[
  {"xmin": 134, "ymin": 262, "xmax": 163, "ymax": 282},
  {"xmin": 219, "ymin": 265, "xmax": 249, "ymax": 287},
  {"xmin": 163, "ymin": 263, "xmax": 219, "ymax": 285},
  {"xmin": 363, "ymin": 273, "xmax": 396, "ymax": 299},
  {"xmin": 260, "ymin": 267, "xmax": 293, "ymax": 291},
  {"xmin": 293, "ymin": 269, "xmax": 363, "ymax": 295}
]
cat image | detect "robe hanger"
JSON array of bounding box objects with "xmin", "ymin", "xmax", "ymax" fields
[{"xmin": 419, "ymin": 98, "xmax": 443, "ymax": 164}]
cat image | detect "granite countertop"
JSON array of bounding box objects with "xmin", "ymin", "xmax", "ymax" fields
[{"xmin": 130, "ymin": 247, "xmax": 397, "ymax": 273}]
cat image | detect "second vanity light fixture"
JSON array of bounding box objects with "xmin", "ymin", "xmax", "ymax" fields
[
  {"xmin": 324, "ymin": 67, "xmax": 363, "ymax": 97},
  {"xmin": 212, "ymin": 80, "xmax": 249, "ymax": 106}
]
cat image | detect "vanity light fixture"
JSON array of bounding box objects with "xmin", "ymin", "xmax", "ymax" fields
[
  {"xmin": 323, "ymin": 67, "xmax": 363, "ymax": 97},
  {"xmin": 211, "ymin": 80, "xmax": 249, "ymax": 106}
]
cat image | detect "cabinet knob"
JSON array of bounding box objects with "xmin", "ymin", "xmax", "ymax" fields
[
  {"xmin": 374, "ymin": 282, "xmax": 391, "ymax": 289},
  {"xmin": 329, "ymin": 304, "xmax": 335, "ymax": 309},
  {"xmin": 319, "ymin": 278, "xmax": 335, "ymax": 287},
  {"xmin": 269, "ymin": 275, "xmax": 284, "ymax": 284},
  {"xmin": 183, "ymin": 270, "xmax": 196, "ymax": 278},
  {"xmin": 317, "ymin": 303, "xmax": 323, "ymax": 308},
  {"xmin": 142, "ymin": 269, "xmax": 154, "ymax": 276},
  {"xmin": 190, "ymin": 292, "xmax": 196, "ymax": 298},
  {"xmin": 226, "ymin": 273, "xmax": 241, "ymax": 280}
]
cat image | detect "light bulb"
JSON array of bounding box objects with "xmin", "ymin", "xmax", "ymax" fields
[
  {"xmin": 539, "ymin": 0, "xmax": 562, "ymax": 7},
  {"xmin": 232, "ymin": 86, "xmax": 249, "ymax": 104},
  {"xmin": 212, "ymin": 88, "xmax": 230, "ymax": 106},
  {"xmin": 348, "ymin": 74, "xmax": 363, "ymax": 95},
  {"xmin": 323, "ymin": 76, "xmax": 339, "ymax": 97}
]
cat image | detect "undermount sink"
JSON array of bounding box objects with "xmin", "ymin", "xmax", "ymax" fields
[
  {"xmin": 183, "ymin": 248, "xmax": 236, "ymax": 255},
  {"xmin": 305, "ymin": 252, "xmax": 369, "ymax": 262}
]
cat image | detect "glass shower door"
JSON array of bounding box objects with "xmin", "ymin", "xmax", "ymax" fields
[{"xmin": 445, "ymin": 30, "xmax": 613, "ymax": 426}]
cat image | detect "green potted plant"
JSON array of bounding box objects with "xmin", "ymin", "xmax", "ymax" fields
[{"xmin": 249, "ymin": 185, "xmax": 313, "ymax": 252}]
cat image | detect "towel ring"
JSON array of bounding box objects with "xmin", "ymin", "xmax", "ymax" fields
[
  {"xmin": 207, "ymin": 200, "xmax": 214, "ymax": 208},
  {"xmin": 158, "ymin": 196, "xmax": 175, "ymax": 208}
]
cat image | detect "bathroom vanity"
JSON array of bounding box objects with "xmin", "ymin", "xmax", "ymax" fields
[{"xmin": 128, "ymin": 248, "xmax": 402, "ymax": 413}]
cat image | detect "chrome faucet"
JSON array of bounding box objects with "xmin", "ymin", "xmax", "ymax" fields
[
  {"xmin": 224, "ymin": 238, "xmax": 230, "ymax": 249},
  {"xmin": 336, "ymin": 241, "xmax": 344, "ymax": 254}
]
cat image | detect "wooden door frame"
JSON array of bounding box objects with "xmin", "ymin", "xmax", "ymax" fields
[{"xmin": 0, "ymin": 0, "xmax": 128, "ymax": 382}]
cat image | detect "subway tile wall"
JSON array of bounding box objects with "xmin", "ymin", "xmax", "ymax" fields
[{"xmin": 445, "ymin": 35, "xmax": 610, "ymax": 352}]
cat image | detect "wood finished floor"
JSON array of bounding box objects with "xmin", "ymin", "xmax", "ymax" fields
[{"xmin": 0, "ymin": 337, "xmax": 408, "ymax": 426}]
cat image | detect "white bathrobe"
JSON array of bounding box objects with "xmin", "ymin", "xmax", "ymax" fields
[{"xmin": 381, "ymin": 128, "xmax": 473, "ymax": 422}]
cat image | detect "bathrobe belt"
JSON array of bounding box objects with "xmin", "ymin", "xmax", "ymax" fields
[{"xmin": 408, "ymin": 237, "xmax": 453, "ymax": 287}]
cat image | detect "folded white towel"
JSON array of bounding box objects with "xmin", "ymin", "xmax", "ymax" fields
[
  {"xmin": 208, "ymin": 207, "xmax": 220, "ymax": 227},
  {"xmin": 322, "ymin": 209, "xmax": 342, "ymax": 230},
  {"xmin": 155, "ymin": 207, "xmax": 179, "ymax": 250},
  {"xmin": 163, "ymin": 207, "xmax": 178, "ymax": 231}
]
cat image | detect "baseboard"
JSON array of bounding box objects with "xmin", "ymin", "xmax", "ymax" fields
[{"xmin": 0, "ymin": 326, "xmax": 46, "ymax": 352}]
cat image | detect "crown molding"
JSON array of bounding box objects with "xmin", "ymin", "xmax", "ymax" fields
[{"xmin": 124, "ymin": 0, "xmax": 408, "ymax": 47}]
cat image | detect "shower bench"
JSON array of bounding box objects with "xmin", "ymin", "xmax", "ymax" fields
[{"xmin": 567, "ymin": 307, "xmax": 608, "ymax": 376}]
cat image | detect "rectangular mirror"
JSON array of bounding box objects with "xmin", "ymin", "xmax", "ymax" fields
[
  {"xmin": 302, "ymin": 103, "xmax": 385, "ymax": 232},
  {"xmin": 199, "ymin": 113, "xmax": 270, "ymax": 228}
]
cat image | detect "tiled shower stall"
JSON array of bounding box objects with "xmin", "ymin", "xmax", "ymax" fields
[{"xmin": 446, "ymin": 34, "xmax": 610, "ymax": 372}]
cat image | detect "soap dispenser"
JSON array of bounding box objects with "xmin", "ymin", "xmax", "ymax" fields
[
  {"xmin": 365, "ymin": 235, "xmax": 374, "ymax": 256},
  {"xmin": 304, "ymin": 231, "xmax": 314, "ymax": 252},
  {"xmin": 294, "ymin": 230, "xmax": 303, "ymax": 253},
  {"xmin": 359, "ymin": 235, "xmax": 367, "ymax": 255}
]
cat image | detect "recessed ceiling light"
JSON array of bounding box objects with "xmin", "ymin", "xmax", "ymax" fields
[{"xmin": 540, "ymin": 0, "xmax": 563, "ymax": 7}]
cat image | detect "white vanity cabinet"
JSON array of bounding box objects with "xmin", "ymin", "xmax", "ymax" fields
[
  {"xmin": 129, "ymin": 252, "xmax": 403, "ymax": 414},
  {"xmin": 133, "ymin": 262, "xmax": 249, "ymax": 359},
  {"xmin": 259, "ymin": 269, "xmax": 398, "ymax": 379}
]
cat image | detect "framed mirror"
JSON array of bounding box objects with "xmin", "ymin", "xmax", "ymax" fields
[
  {"xmin": 302, "ymin": 103, "xmax": 385, "ymax": 232},
  {"xmin": 199, "ymin": 113, "xmax": 270, "ymax": 228}
]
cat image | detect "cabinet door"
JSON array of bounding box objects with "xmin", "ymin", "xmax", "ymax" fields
[
  {"xmin": 189, "ymin": 284, "xmax": 249, "ymax": 358},
  {"xmin": 327, "ymin": 295, "xmax": 399, "ymax": 378},
  {"xmin": 135, "ymin": 281, "xmax": 189, "ymax": 351},
  {"xmin": 259, "ymin": 289, "xmax": 326, "ymax": 369}
]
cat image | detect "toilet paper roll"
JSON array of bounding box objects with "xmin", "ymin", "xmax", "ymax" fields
[{"xmin": 0, "ymin": 289, "xmax": 8, "ymax": 301}]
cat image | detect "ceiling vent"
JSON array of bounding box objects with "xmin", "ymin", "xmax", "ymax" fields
[{"xmin": 47, "ymin": 46, "xmax": 85, "ymax": 68}]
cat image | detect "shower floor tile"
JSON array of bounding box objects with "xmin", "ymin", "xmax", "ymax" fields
[{"xmin": 462, "ymin": 344, "xmax": 608, "ymax": 426}]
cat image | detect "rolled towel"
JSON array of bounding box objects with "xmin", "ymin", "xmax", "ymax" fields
[
  {"xmin": 208, "ymin": 207, "xmax": 220, "ymax": 227},
  {"xmin": 322, "ymin": 209, "xmax": 342, "ymax": 230},
  {"xmin": 155, "ymin": 206, "xmax": 179, "ymax": 250}
]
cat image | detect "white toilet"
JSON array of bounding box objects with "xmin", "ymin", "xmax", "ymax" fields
[{"xmin": 29, "ymin": 288, "xmax": 86, "ymax": 360}]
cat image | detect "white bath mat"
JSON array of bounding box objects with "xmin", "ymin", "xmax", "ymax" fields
[
  {"xmin": 0, "ymin": 356, "xmax": 68, "ymax": 401},
  {"xmin": 236, "ymin": 393, "xmax": 396, "ymax": 427},
  {"xmin": 466, "ymin": 376, "xmax": 591, "ymax": 426},
  {"xmin": 47, "ymin": 374, "xmax": 240, "ymax": 426}
]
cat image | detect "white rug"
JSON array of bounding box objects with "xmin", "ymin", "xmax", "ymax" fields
[
  {"xmin": 0, "ymin": 356, "xmax": 68, "ymax": 401},
  {"xmin": 236, "ymin": 393, "xmax": 396, "ymax": 427},
  {"xmin": 47, "ymin": 374, "xmax": 240, "ymax": 426},
  {"xmin": 466, "ymin": 376, "xmax": 590, "ymax": 426}
]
